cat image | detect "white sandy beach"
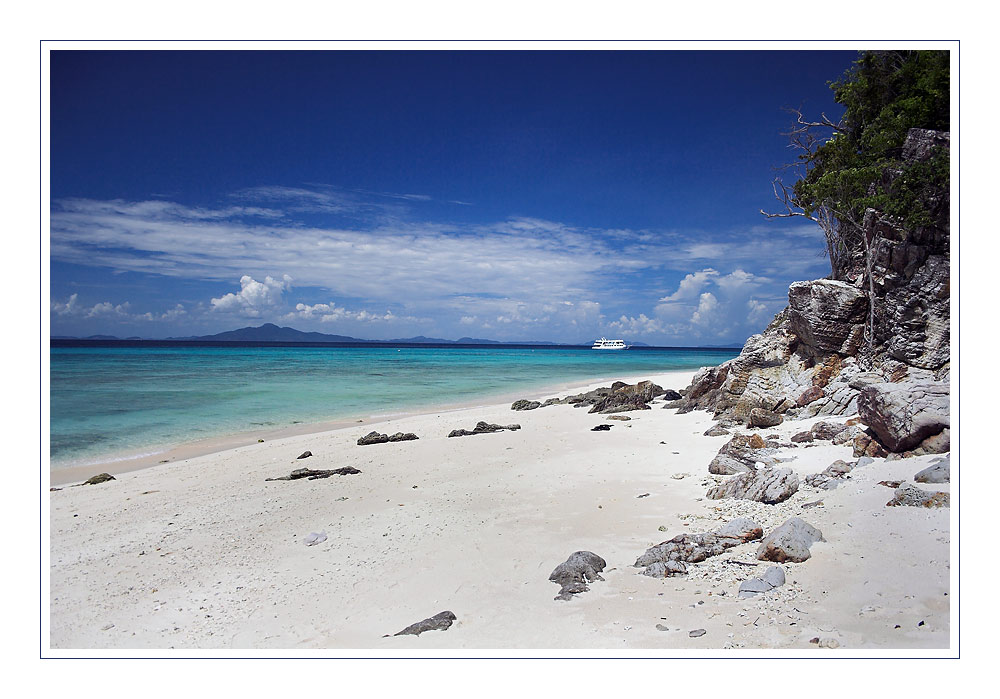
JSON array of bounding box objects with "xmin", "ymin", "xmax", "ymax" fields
[{"xmin": 47, "ymin": 369, "xmax": 952, "ymax": 653}]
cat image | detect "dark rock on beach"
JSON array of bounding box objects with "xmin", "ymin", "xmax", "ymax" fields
[
  {"xmin": 357, "ymin": 431, "xmax": 418, "ymax": 445},
  {"xmin": 591, "ymin": 424, "xmax": 612, "ymax": 431},
  {"xmin": 393, "ymin": 611, "xmax": 457, "ymax": 636},
  {"xmin": 588, "ymin": 380, "xmax": 665, "ymax": 414},
  {"xmin": 549, "ymin": 551, "xmax": 607, "ymax": 601},
  {"xmin": 358, "ymin": 431, "xmax": 389, "ymax": 445},
  {"xmin": 265, "ymin": 467, "xmax": 361, "ymax": 481},
  {"xmin": 448, "ymin": 421, "xmax": 521, "ymax": 437},
  {"xmin": 635, "ymin": 518, "xmax": 763, "ymax": 577},
  {"xmin": 296, "ymin": 451, "xmax": 312, "ymax": 459},
  {"xmin": 82, "ymin": 473, "xmax": 115, "ymax": 486},
  {"xmin": 511, "ymin": 399, "xmax": 541, "ymax": 411}
]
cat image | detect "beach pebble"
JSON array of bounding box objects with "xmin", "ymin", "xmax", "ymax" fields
[
  {"xmin": 689, "ymin": 629, "xmax": 707, "ymax": 638},
  {"xmin": 303, "ymin": 531, "xmax": 327, "ymax": 546},
  {"xmin": 296, "ymin": 451, "xmax": 312, "ymax": 459},
  {"xmin": 655, "ymin": 624, "xmax": 669, "ymax": 632}
]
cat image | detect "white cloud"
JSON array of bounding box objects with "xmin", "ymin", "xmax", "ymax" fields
[
  {"xmin": 285, "ymin": 302, "xmax": 414, "ymax": 324},
  {"xmin": 51, "ymin": 293, "xmax": 80, "ymax": 315},
  {"xmin": 690, "ymin": 292, "xmax": 719, "ymax": 325},
  {"xmin": 210, "ymin": 275, "xmax": 292, "ymax": 316},
  {"xmin": 49, "ymin": 189, "xmax": 832, "ymax": 342}
]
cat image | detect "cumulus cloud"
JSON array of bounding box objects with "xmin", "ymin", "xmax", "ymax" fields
[
  {"xmin": 690, "ymin": 292, "xmax": 719, "ymax": 325},
  {"xmin": 210, "ymin": 275, "xmax": 292, "ymax": 316},
  {"xmin": 285, "ymin": 302, "xmax": 410, "ymax": 324},
  {"xmin": 51, "ymin": 293, "xmax": 80, "ymax": 315}
]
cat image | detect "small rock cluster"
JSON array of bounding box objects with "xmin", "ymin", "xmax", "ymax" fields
[
  {"xmin": 357, "ymin": 431, "xmax": 419, "ymax": 445},
  {"xmin": 448, "ymin": 421, "xmax": 521, "ymax": 438},
  {"xmin": 634, "ymin": 518, "xmax": 764, "ymax": 577}
]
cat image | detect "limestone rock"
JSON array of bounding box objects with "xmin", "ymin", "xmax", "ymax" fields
[
  {"xmin": 511, "ymin": 399, "xmax": 541, "ymax": 411},
  {"xmin": 810, "ymin": 421, "xmax": 849, "ymax": 441},
  {"xmin": 748, "ymin": 408, "xmax": 782, "ymax": 428},
  {"xmin": 791, "ymin": 431, "xmax": 814, "ymax": 443},
  {"xmin": 757, "ymin": 517, "xmax": 824, "ymax": 563},
  {"xmin": 549, "ymin": 551, "xmax": 607, "ymax": 601},
  {"xmin": 832, "ymin": 425, "xmax": 862, "ymax": 446},
  {"xmin": 635, "ymin": 518, "xmax": 763, "ymax": 577},
  {"xmin": 706, "ymin": 468, "xmax": 799, "ymax": 504},
  {"xmin": 788, "ymin": 279, "xmax": 868, "ymax": 355},
  {"xmin": 704, "ymin": 424, "xmax": 731, "ymax": 437},
  {"xmin": 707, "ymin": 434, "xmax": 778, "ymax": 475},
  {"xmin": 858, "ymin": 381, "xmax": 950, "ymax": 452},
  {"xmin": 914, "ymin": 456, "xmax": 950, "ymax": 483},
  {"xmin": 886, "ymin": 484, "xmax": 950, "ymax": 508},
  {"xmin": 804, "ymin": 460, "xmax": 854, "ymax": 490},
  {"xmin": 796, "ymin": 386, "xmax": 825, "ymax": 407},
  {"xmin": 738, "ymin": 565, "xmax": 786, "ymax": 598},
  {"xmin": 394, "ymin": 611, "xmax": 457, "ymax": 636},
  {"xmin": 853, "ymin": 429, "xmax": 890, "ymax": 458}
]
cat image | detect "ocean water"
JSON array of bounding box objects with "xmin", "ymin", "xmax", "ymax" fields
[{"xmin": 49, "ymin": 343, "xmax": 738, "ymax": 468}]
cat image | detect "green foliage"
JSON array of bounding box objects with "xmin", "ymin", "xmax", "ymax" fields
[{"xmin": 793, "ymin": 50, "xmax": 950, "ymax": 232}]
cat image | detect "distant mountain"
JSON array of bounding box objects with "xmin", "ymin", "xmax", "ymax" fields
[
  {"xmin": 174, "ymin": 323, "xmax": 365, "ymax": 343},
  {"xmin": 51, "ymin": 324, "xmax": 619, "ymax": 346}
]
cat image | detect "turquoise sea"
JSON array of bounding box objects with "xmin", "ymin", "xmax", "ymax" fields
[{"xmin": 49, "ymin": 343, "xmax": 738, "ymax": 468}]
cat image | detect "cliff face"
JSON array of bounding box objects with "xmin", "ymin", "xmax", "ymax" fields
[{"xmin": 675, "ymin": 128, "xmax": 950, "ymax": 456}]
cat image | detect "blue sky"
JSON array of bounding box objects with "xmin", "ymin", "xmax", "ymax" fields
[{"xmin": 49, "ymin": 49, "xmax": 854, "ymax": 344}]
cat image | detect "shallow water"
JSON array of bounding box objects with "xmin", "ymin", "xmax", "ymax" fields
[{"xmin": 49, "ymin": 343, "xmax": 737, "ymax": 467}]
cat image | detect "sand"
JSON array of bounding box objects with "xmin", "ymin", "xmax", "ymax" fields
[{"xmin": 46, "ymin": 370, "xmax": 954, "ymax": 654}]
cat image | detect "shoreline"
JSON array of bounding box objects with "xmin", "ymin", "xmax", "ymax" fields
[{"xmin": 49, "ymin": 369, "xmax": 697, "ymax": 487}]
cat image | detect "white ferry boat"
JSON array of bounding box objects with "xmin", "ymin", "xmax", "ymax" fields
[{"xmin": 591, "ymin": 337, "xmax": 628, "ymax": 350}]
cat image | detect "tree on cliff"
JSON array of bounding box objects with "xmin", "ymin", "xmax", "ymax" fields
[
  {"xmin": 763, "ymin": 50, "xmax": 949, "ymax": 365},
  {"xmin": 762, "ymin": 50, "xmax": 950, "ymax": 279}
]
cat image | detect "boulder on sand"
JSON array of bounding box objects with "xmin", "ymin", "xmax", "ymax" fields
[
  {"xmin": 393, "ymin": 611, "xmax": 457, "ymax": 636},
  {"xmin": 756, "ymin": 517, "xmax": 824, "ymax": 563},
  {"xmin": 914, "ymin": 456, "xmax": 950, "ymax": 483},
  {"xmin": 858, "ymin": 381, "xmax": 950, "ymax": 453},
  {"xmin": 549, "ymin": 551, "xmax": 607, "ymax": 601},
  {"xmin": 706, "ymin": 468, "xmax": 799, "ymax": 504},
  {"xmin": 886, "ymin": 484, "xmax": 950, "ymax": 508}
]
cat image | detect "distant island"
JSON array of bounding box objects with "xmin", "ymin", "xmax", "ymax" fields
[{"xmin": 48, "ymin": 323, "xmax": 749, "ymax": 348}]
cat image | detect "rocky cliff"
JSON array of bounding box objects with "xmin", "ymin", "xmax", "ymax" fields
[{"xmin": 674, "ymin": 128, "xmax": 950, "ymax": 458}]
